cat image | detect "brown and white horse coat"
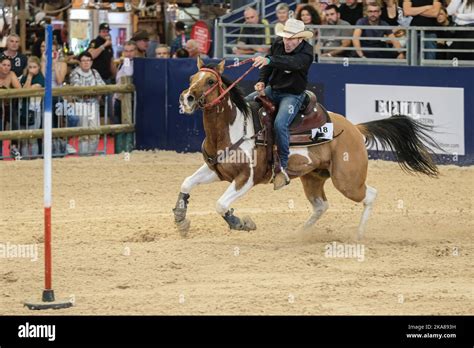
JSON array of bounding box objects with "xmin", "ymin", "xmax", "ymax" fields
[{"xmin": 175, "ymin": 58, "xmax": 439, "ymax": 238}]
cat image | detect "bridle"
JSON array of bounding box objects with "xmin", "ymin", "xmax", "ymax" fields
[
  {"xmin": 196, "ymin": 58, "xmax": 256, "ymax": 109},
  {"xmin": 196, "ymin": 58, "xmax": 264, "ymax": 172}
]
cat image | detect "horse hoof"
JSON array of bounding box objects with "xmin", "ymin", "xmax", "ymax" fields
[
  {"xmin": 176, "ymin": 218, "xmax": 190, "ymax": 236},
  {"xmin": 241, "ymin": 216, "xmax": 257, "ymax": 231}
]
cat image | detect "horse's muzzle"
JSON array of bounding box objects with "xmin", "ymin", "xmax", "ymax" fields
[{"xmin": 180, "ymin": 91, "xmax": 197, "ymax": 113}]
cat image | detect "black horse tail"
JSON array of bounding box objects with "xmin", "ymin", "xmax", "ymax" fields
[{"xmin": 356, "ymin": 115, "xmax": 441, "ymax": 177}]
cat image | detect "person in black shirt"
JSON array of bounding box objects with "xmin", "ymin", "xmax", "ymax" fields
[
  {"xmin": 245, "ymin": 19, "xmax": 314, "ymax": 190},
  {"xmin": 87, "ymin": 23, "xmax": 116, "ymax": 83},
  {"xmin": 0, "ymin": 34, "xmax": 27, "ymax": 158},
  {"xmin": 0, "ymin": 34, "xmax": 28, "ymax": 78},
  {"xmin": 403, "ymin": 0, "xmax": 441, "ymax": 60},
  {"xmin": 353, "ymin": 3, "xmax": 405, "ymax": 58},
  {"xmin": 340, "ymin": 0, "xmax": 364, "ymax": 25},
  {"xmin": 381, "ymin": 0, "xmax": 400, "ymax": 25},
  {"xmin": 436, "ymin": 7, "xmax": 455, "ymax": 59},
  {"xmin": 233, "ymin": 7, "xmax": 270, "ymax": 55}
]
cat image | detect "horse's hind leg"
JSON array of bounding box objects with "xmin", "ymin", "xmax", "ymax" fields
[
  {"xmin": 300, "ymin": 170, "xmax": 329, "ymax": 229},
  {"xmin": 357, "ymin": 185, "xmax": 377, "ymax": 240},
  {"xmin": 326, "ymin": 114, "xmax": 378, "ymax": 239},
  {"xmin": 173, "ymin": 164, "xmax": 220, "ymax": 235},
  {"xmin": 330, "ymin": 160, "xmax": 377, "ymax": 240}
]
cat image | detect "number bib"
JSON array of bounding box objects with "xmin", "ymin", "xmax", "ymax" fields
[{"xmin": 311, "ymin": 123, "xmax": 333, "ymax": 141}]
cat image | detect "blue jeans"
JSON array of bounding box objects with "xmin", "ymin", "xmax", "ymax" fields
[
  {"xmin": 67, "ymin": 114, "xmax": 80, "ymax": 127},
  {"xmin": 419, "ymin": 32, "xmax": 437, "ymax": 60},
  {"xmin": 246, "ymin": 86, "xmax": 306, "ymax": 169}
]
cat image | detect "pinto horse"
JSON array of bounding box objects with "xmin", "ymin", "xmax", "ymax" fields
[{"xmin": 173, "ymin": 57, "xmax": 439, "ymax": 239}]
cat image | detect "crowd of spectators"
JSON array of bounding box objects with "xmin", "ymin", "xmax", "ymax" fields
[
  {"xmin": 232, "ymin": 0, "xmax": 474, "ymax": 61},
  {"xmin": 0, "ymin": 17, "xmax": 215, "ymax": 159}
]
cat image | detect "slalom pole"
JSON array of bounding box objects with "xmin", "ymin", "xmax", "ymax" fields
[
  {"xmin": 43, "ymin": 23, "xmax": 54, "ymax": 302},
  {"xmin": 24, "ymin": 25, "xmax": 73, "ymax": 310}
]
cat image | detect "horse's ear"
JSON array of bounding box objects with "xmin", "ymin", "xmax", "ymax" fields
[
  {"xmin": 197, "ymin": 56, "xmax": 204, "ymax": 69},
  {"xmin": 216, "ymin": 59, "xmax": 225, "ymax": 74}
]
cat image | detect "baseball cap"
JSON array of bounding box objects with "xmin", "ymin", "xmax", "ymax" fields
[
  {"xmin": 175, "ymin": 21, "xmax": 186, "ymax": 31},
  {"xmin": 99, "ymin": 23, "xmax": 110, "ymax": 31}
]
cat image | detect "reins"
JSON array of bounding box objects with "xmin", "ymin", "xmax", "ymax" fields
[{"xmin": 198, "ymin": 58, "xmax": 256, "ymax": 109}]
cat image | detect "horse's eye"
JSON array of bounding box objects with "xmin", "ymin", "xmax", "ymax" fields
[{"xmin": 208, "ymin": 79, "xmax": 215, "ymax": 86}]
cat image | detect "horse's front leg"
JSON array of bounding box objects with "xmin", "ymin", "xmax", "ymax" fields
[
  {"xmin": 217, "ymin": 175, "xmax": 256, "ymax": 231},
  {"xmin": 173, "ymin": 164, "xmax": 220, "ymax": 235}
]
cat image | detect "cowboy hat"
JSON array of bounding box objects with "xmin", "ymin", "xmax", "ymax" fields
[{"xmin": 275, "ymin": 18, "xmax": 313, "ymax": 39}]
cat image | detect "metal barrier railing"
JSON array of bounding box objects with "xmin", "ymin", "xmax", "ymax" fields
[
  {"xmin": 418, "ymin": 26, "xmax": 474, "ymax": 67},
  {"xmin": 0, "ymin": 82, "xmax": 135, "ymax": 160},
  {"xmin": 217, "ymin": 22, "xmax": 474, "ymax": 67},
  {"xmin": 213, "ymin": 0, "xmax": 298, "ymax": 57},
  {"xmin": 214, "ymin": 1, "xmax": 261, "ymax": 62},
  {"xmin": 220, "ymin": 23, "xmax": 273, "ymax": 59},
  {"xmin": 318, "ymin": 24, "xmax": 408, "ymax": 65}
]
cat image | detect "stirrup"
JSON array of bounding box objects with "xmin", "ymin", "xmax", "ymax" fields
[{"xmin": 269, "ymin": 164, "xmax": 281, "ymax": 183}]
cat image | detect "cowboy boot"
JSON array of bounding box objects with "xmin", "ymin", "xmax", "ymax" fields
[{"xmin": 273, "ymin": 167, "xmax": 290, "ymax": 190}]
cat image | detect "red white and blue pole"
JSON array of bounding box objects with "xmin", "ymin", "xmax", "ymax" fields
[
  {"xmin": 43, "ymin": 24, "xmax": 54, "ymax": 300},
  {"xmin": 25, "ymin": 25, "xmax": 72, "ymax": 310}
]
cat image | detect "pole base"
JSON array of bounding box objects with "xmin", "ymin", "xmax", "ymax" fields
[
  {"xmin": 24, "ymin": 290, "xmax": 73, "ymax": 310},
  {"xmin": 42, "ymin": 289, "xmax": 55, "ymax": 302}
]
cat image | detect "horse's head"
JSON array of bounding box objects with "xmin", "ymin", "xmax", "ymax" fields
[{"xmin": 179, "ymin": 56, "xmax": 226, "ymax": 114}]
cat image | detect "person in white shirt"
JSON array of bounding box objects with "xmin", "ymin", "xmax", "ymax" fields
[
  {"xmin": 114, "ymin": 40, "xmax": 136, "ymax": 124},
  {"xmin": 185, "ymin": 40, "xmax": 209, "ymax": 59},
  {"xmin": 447, "ymin": 0, "xmax": 474, "ymax": 60},
  {"xmin": 70, "ymin": 51, "xmax": 105, "ymax": 154}
]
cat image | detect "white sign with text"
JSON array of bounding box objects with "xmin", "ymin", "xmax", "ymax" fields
[{"xmin": 346, "ymin": 84, "xmax": 465, "ymax": 155}]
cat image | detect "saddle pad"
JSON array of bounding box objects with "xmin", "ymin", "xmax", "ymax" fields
[{"xmin": 255, "ymin": 116, "xmax": 334, "ymax": 147}]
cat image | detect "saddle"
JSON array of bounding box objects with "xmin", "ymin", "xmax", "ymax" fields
[
  {"xmin": 249, "ymin": 90, "xmax": 333, "ymax": 173},
  {"xmin": 250, "ymin": 90, "xmax": 332, "ymax": 147}
]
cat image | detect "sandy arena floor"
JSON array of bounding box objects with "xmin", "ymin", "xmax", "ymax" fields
[{"xmin": 0, "ymin": 151, "xmax": 472, "ymax": 315}]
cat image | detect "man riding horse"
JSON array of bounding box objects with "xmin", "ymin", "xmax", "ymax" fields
[
  {"xmin": 175, "ymin": 17, "xmax": 439, "ymax": 236},
  {"xmin": 246, "ymin": 18, "xmax": 314, "ymax": 190}
]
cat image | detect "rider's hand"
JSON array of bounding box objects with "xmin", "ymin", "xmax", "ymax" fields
[
  {"xmin": 252, "ymin": 56, "xmax": 270, "ymax": 69},
  {"xmin": 254, "ymin": 82, "xmax": 265, "ymax": 95}
]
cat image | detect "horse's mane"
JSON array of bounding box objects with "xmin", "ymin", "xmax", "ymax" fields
[{"xmin": 203, "ymin": 63, "xmax": 250, "ymax": 118}]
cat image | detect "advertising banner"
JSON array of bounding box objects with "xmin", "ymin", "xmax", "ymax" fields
[{"xmin": 346, "ymin": 84, "xmax": 465, "ymax": 155}]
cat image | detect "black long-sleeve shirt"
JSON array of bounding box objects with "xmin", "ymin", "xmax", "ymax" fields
[{"xmin": 258, "ymin": 37, "xmax": 314, "ymax": 95}]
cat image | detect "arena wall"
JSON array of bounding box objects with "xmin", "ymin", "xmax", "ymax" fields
[{"xmin": 134, "ymin": 58, "xmax": 474, "ymax": 165}]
